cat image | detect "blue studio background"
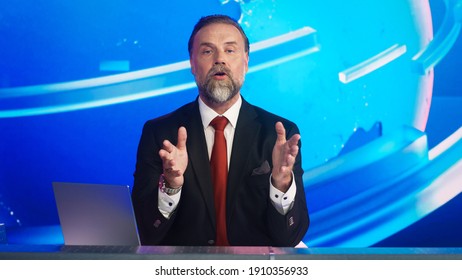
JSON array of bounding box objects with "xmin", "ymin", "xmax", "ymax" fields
[{"xmin": 0, "ymin": 0, "xmax": 461, "ymax": 246}]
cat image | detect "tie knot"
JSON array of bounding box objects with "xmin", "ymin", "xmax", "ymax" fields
[{"xmin": 210, "ymin": 116, "xmax": 228, "ymax": 131}]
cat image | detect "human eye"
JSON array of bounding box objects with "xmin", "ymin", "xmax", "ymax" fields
[{"xmin": 201, "ymin": 48, "xmax": 212, "ymax": 55}]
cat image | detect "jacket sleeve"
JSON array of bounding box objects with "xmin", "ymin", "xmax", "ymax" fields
[
  {"xmin": 131, "ymin": 120, "xmax": 178, "ymax": 245},
  {"xmin": 266, "ymin": 122, "xmax": 310, "ymax": 246}
]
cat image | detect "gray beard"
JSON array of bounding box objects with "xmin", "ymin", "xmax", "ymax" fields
[
  {"xmin": 199, "ymin": 67, "xmax": 241, "ymax": 104},
  {"xmin": 202, "ymin": 79, "xmax": 237, "ymax": 104}
]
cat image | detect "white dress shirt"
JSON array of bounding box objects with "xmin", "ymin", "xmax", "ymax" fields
[{"xmin": 158, "ymin": 96, "xmax": 296, "ymax": 218}]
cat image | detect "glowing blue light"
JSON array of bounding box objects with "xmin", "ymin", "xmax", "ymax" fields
[
  {"xmin": 0, "ymin": 27, "xmax": 318, "ymax": 119},
  {"xmin": 1, "ymin": 0, "xmax": 460, "ymax": 247},
  {"xmin": 412, "ymin": 0, "xmax": 462, "ymax": 74},
  {"xmin": 304, "ymin": 126, "xmax": 462, "ymax": 247},
  {"xmin": 339, "ymin": 44, "xmax": 407, "ymax": 84},
  {"xmin": 99, "ymin": 60, "xmax": 130, "ymax": 72}
]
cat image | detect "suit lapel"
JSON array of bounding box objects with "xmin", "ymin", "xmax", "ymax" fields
[
  {"xmin": 227, "ymin": 100, "xmax": 260, "ymax": 220},
  {"xmin": 183, "ymin": 99, "xmax": 262, "ymax": 230},
  {"xmin": 183, "ymin": 101, "xmax": 216, "ymax": 228}
]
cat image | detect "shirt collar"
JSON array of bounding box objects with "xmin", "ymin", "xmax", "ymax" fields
[{"xmin": 198, "ymin": 95, "xmax": 242, "ymax": 129}]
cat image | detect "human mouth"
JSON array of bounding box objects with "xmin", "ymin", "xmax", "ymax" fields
[{"xmin": 212, "ymin": 71, "xmax": 228, "ymax": 80}]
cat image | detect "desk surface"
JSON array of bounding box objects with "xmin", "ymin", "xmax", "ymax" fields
[{"xmin": 1, "ymin": 245, "xmax": 461, "ymax": 260}]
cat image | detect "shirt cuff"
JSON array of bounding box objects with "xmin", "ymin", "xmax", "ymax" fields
[
  {"xmin": 158, "ymin": 188, "xmax": 182, "ymax": 219},
  {"xmin": 269, "ymin": 172, "xmax": 297, "ymax": 215}
]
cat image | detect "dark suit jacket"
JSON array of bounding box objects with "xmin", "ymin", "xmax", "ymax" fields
[{"xmin": 132, "ymin": 97, "xmax": 309, "ymax": 246}]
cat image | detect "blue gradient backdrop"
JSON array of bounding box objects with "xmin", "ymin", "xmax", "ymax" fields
[{"xmin": 0, "ymin": 0, "xmax": 461, "ymax": 246}]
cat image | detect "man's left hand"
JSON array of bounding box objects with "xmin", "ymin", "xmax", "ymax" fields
[{"xmin": 271, "ymin": 122, "xmax": 300, "ymax": 192}]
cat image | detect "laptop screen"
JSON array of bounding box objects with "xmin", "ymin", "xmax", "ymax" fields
[{"xmin": 52, "ymin": 182, "xmax": 140, "ymax": 246}]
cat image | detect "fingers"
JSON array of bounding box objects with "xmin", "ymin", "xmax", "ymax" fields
[
  {"xmin": 159, "ymin": 146, "xmax": 176, "ymax": 171},
  {"xmin": 275, "ymin": 122, "xmax": 286, "ymax": 143},
  {"xmin": 158, "ymin": 127, "xmax": 188, "ymax": 176},
  {"xmin": 279, "ymin": 148, "xmax": 297, "ymax": 173},
  {"xmin": 159, "ymin": 140, "xmax": 173, "ymax": 159},
  {"xmin": 285, "ymin": 147, "xmax": 297, "ymax": 166},
  {"xmin": 159, "ymin": 127, "xmax": 187, "ymax": 157},
  {"xmin": 273, "ymin": 122, "xmax": 300, "ymax": 169},
  {"xmin": 177, "ymin": 126, "xmax": 187, "ymax": 150},
  {"xmin": 287, "ymin": 134, "xmax": 300, "ymax": 157},
  {"xmin": 287, "ymin": 133, "xmax": 301, "ymax": 147},
  {"xmin": 275, "ymin": 121, "xmax": 300, "ymax": 147}
]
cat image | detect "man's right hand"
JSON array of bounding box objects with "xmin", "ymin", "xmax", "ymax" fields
[{"xmin": 158, "ymin": 127, "xmax": 188, "ymax": 188}]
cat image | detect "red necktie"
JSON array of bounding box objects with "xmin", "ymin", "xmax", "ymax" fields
[{"xmin": 210, "ymin": 116, "xmax": 229, "ymax": 246}]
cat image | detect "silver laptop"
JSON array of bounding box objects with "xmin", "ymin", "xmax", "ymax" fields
[{"xmin": 52, "ymin": 182, "xmax": 140, "ymax": 246}]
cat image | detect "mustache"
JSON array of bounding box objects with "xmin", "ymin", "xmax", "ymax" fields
[{"xmin": 206, "ymin": 64, "xmax": 232, "ymax": 79}]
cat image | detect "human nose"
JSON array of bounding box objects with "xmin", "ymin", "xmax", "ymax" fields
[{"xmin": 214, "ymin": 50, "xmax": 226, "ymax": 65}]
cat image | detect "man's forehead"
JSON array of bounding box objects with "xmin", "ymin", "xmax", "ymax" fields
[{"xmin": 194, "ymin": 23, "xmax": 244, "ymax": 45}]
